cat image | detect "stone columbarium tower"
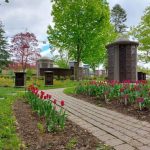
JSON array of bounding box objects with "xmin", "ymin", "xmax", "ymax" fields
[{"xmin": 106, "ymin": 38, "xmax": 139, "ymax": 82}]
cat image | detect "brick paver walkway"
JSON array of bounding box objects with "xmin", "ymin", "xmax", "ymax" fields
[{"xmin": 45, "ymin": 88, "xmax": 150, "ymax": 150}]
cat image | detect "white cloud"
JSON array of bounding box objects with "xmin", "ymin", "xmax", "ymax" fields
[
  {"xmin": 0, "ymin": 0, "xmax": 53, "ymax": 40},
  {"xmin": 1, "ymin": 0, "xmax": 149, "ymax": 41}
]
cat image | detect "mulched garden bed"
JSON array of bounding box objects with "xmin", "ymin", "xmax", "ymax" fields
[
  {"xmin": 69, "ymin": 94, "xmax": 150, "ymax": 123},
  {"xmin": 13, "ymin": 100, "xmax": 113, "ymax": 150}
]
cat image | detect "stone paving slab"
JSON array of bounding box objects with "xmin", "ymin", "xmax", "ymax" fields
[
  {"xmin": 115, "ymin": 144, "xmax": 135, "ymax": 150},
  {"xmin": 45, "ymin": 88, "xmax": 150, "ymax": 150}
]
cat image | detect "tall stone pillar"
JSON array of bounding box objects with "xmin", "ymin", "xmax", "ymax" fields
[{"xmin": 106, "ymin": 38, "xmax": 139, "ymax": 82}]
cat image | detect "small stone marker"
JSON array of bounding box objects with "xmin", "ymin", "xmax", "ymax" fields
[
  {"xmin": 44, "ymin": 71, "xmax": 53, "ymax": 86},
  {"xmin": 138, "ymin": 72, "xmax": 146, "ymax": 80},
  {"xmin": 15, "ymin": 72, "xmax": 26, "ymax": 87}
]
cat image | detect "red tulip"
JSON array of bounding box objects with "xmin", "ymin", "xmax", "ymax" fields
[
  {"xmin": 53, "ymin": 99, "xmax": 57, "ymax": 104},
  {"xmin": 44, "ymin": 96, "xmax": 47, "ymax": 99},
  {"xmin": 136, "ymin": 97, "xmax": 144, "ymax": 103},
  {"xmin": 120, "ymin": 88, "xmax": 124, "ymax": 93},
  {"xmin": 49, "ymin": 94, "xmax": 52, "ymax": 99},
  {"xmin": 123, "ymin": 94, "xmax": 128, "ymax": 99},
  {"xmin": 60, "ymin": 100, "xmax": 64, "ymax": 106},
  {"xmin": 40, "ymin": 95, "xmax": 43, "ymax": 99},
  {"xmin": 40, "ymin": 91, "xmax": 45, "ymax": 95}
]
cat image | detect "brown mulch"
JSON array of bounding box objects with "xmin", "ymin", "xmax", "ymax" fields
[
  {"xmin": 13, "ymin": 100, "xmax": 104, "ymax": 150},
  {"xmin": 69, "ymin": 94, "xmax": 150, "ymax": 123}
]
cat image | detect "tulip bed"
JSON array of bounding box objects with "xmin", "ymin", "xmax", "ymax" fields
[
  {"xmin": 76, "ymin": 80, "xmax": 150, "ymax": 110},
  {"xmin": 26, "ymin": 85, "xmax": 67, "ymax": 132}
]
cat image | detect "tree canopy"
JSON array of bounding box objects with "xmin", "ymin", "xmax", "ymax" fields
[
  {"xmin": 0, "ymin": 21, "xmax": 10, "ymax": 70},
  {"xmin": 111, "ymin": 4, "xmax": 127, "ymax": 34},
  {"xmin": 47, "ymin": 0, "xmax": 111, "ymax": 79},
  {"xmin": 130, "ymin": 6, "xmax": 150, "ymax": 63},
  {"xmin": 10, "ymin": 32, "xmax": 40, "ymax": 71}
]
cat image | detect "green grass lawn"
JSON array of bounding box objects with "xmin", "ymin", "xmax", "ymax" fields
[
  {"xmin": 0, "ymin": 87, "xmax": 24, "ymax": 149},
  {"xmin": 63, "ymin": 87, "xmax": 76, "ymax": 95},
  {"xmin": 37, "ymin": 79, "xmax": 78, "ymax": 90},
  {"xmin": 0, "ymin": 87, "xmax": 25, "ymax": 98}
]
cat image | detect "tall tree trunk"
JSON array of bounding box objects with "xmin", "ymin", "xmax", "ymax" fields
[
  {"xmin": 75, "ymin": 43, "xmax": 81, "ymax": 81},
  {"xmin": 91, "ymin": 66, "xmax": 96, "ymax": 77}
]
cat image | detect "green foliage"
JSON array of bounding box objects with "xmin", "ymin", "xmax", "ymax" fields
[
  {"xmin": 65, "ymin": 137, "xmax": 77, "ymax": 150},
  {"xmin": 137, "ymin": 66, "xmax": 150, "ymax": 75},
  {"xmin": 37, "ymin": 122, "xmax": 45, "ymax": 134},
  {"xmin": 7, "ymin": 70, "xmax": 14, "ymax": 76},
  {"xmin": 96, "ymin": 143, "xmax": 114, "ymax": 150},
  {"xmin": 26, "ymin": 69, "xmax": 34, "ymax": 77},
  {"xmin": 0, "ymin": 76, "xmax": 14, "ymax": 87},
  {"xmin": 0, "ymin": 89, "xmax": 22, "ymax": 150},
  {"xmin": 83, "ymin": 24, "xmax": 117, "ymax": 71},
  {"xmin": 34, "ymin": 79, "xmax": 78, "ymax": 90},
  {"xmin": 47, "ymin": 0, "xmax": 111, "ymax": 79},
  {"xmin": 0, "ymin": 21, "xmax": 10, "ymax": 69},
  {"xmin": 0, "ymin": 87, "xmax": 24, "ymax": 98},
  {"xmin": 129, "ymin": 6, "xmax": 150, "ymax": 63},
  {"xmin": 111, "ymin": 4, "xmax": 127, "ymax": 34},
  {"xmin": 63, "ymin": 87, "xmax": 76, "ymax": 95},
  {"xmin": 55, "ymin": 59, "xmax": 69, "ymax": 68},
  {"xmin": 76, "ymin": 80, "xmax": 150, "ymax": 110},
  {"xmin": 26, "ymin": 86, "xmax": 67, "ymax": 132}
]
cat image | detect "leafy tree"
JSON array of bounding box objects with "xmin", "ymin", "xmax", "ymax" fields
[
  {"xmin": 137, "ymin": 66, "xmax": 150, "ymax": 75},
  {"xmin": 47, "ymin": 0, "xmax": 111, "ymax": 80},
  {"xmin": 10, "ymin": 32, "xmax": 41, "ymax": 72},
  {"xmin": 0, "ymin": 21, "xmax": 10, "ymax": 70},
  {"xmin": 129, "ymin": 6, "xmax": 150, "ymax": 63},
  {"xmin": 83, "ymin": 24, "xmax": 117, "ymax": 73},
  {"xmin": 111, "ymin": 4, "xmax": 127, "ymax": 34},
  {"xmin": 50, "ymin": 46, "xmax": 70, "ymax": 68},
  {"xmin": 55, "ymin": 59, "xmax": 69, "ymax": 68}
]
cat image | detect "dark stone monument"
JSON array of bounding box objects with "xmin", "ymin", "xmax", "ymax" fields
[
  {"xmin": 44, "ymin": 71, "xmax": 53, "ymax": 86},
  {"xmin": 106, "ymin": 38, "xmax": 139, "ymax": 82},
  {"xmin": 15, "ymin": 72, "xmax": 26, "ymax": 87},
  {"xmin": 143, "ymin": 73, "xmax": 146, "ymax": 80},
  {"xmin": 138, "ymin": 72, "xmax": 146, "ymax": 80}
]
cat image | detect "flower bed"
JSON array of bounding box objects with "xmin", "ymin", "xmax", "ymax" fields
[
  {"xmin": 26, "ymin": 85, "xmax": 67, "ymax": 132},
  {"xmin": 13, "ymin": 100, "xmax": 113, "ymax": 150},
  {"xmin": 76, "ymin": 80, "xmax": 150, "ymax": 110}
]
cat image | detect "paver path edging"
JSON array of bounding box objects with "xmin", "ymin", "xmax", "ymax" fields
[{"xmin": 45, "ymin": 88, "xmax": 150, "ymax": 150}]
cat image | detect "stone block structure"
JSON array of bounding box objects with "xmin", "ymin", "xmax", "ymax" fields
[
  {"xmin": 14, "ymin": 72, "xmax": 26, "ymax": 87},
  {"xmin": 36, "ymin": 57, "xmax": 53, "ymax": 76},
  {"xmin": 106, "ymin": 38, "xmax": 139, "ymax": 82},
  {"xmin": 44, "ymin": 71, "xmax": 53, "ymax": 86}
]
